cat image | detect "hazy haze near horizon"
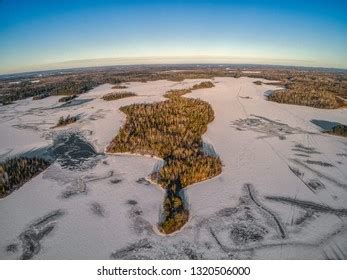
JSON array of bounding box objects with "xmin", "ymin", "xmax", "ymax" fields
[{"xmin": 0, "ymin": 0, "xmax": 346, "ymax": 74}]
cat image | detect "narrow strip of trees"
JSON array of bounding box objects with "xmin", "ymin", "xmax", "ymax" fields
[{"xmin": 102, "ymin": 92, "xmax": 137, "ymax": 101}]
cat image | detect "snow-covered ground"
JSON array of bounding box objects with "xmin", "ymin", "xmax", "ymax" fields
[{"xmin": 0, "ymin": 77, "xmax": 346, "ymax": 259}]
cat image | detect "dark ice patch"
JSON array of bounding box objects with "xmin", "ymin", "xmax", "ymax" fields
[
  {"xmin": 7, "ymin": 209, "xmax": 65, "ymax": 259},
  {"xmin": 53, "ymin": 98, "xmax": 93, "ymax": 109},
  {"xmin": 311, "ymin": 119, "xmax": 341, "ymax": 131},
  {"xmin": 90, "ymin": 202, "xmax": 106, "ymax": 217},
  {"xmin": 50, "ymin": 133, "xmax": 99, "ymax": 170}
]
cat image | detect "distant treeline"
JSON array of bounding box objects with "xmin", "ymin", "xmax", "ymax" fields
[{"xmin": 1, "ymin": 66, "xmax": 346, "ymax": 109}]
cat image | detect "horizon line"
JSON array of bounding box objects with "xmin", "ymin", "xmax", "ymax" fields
[{"xmin": 1, "ymin": 56, "xmax": 347, "ymax": 76}]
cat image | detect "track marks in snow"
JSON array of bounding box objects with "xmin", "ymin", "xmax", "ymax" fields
[
  {"xmin": 126, "ymin": 200, "xmax": 153, "ymax": 236},
  {"xmin": 265, "ymin": 196, "xmax": 347, "ymax": 216},
  {"xmin": 291, "ymin": 159, "xmax": 347, "ymax": 189},
  {"xmin": 90, "ymin": 202, "xmax": 106, "ymax": 217},
  {"xmin": 110, "ymin": 239, "xmax": 152, "ymax": 259},
  {"xmin": 230, "ymin": 115, "xmax": 310, "ymax": 140},
  {"xmin": 245, "ymin": 184, "xmax": 287, "ymax": 239},
  {"xmin": 323, "ymin": 241, "xmax": 346, "ymax": 260},
  {"xmin": 6, "ymin": 210, "xmax": 65, "ymax": 259}
]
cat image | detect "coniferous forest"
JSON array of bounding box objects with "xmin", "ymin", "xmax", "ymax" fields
[
  {"xmin": 0, "ymin": 157, "xmax": 50, "ymax": 198},
  {"xmin": 107, "ymin": 81, "xmax": 222, "ymax": 233}
]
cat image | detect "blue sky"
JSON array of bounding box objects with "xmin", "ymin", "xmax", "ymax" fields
[{"xmin": 0, "ymin": 0, "xmax": 346, "ymax": 74}]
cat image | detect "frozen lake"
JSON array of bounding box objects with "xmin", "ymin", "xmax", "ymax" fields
[{"xmin": 0, "ymin": 77, "xmax": 346, "ymax": 259}]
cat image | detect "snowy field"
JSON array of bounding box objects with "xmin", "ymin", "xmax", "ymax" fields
[{"xmin": 0, "ymin": 77, "xmax": 346, "ymax": 259}]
